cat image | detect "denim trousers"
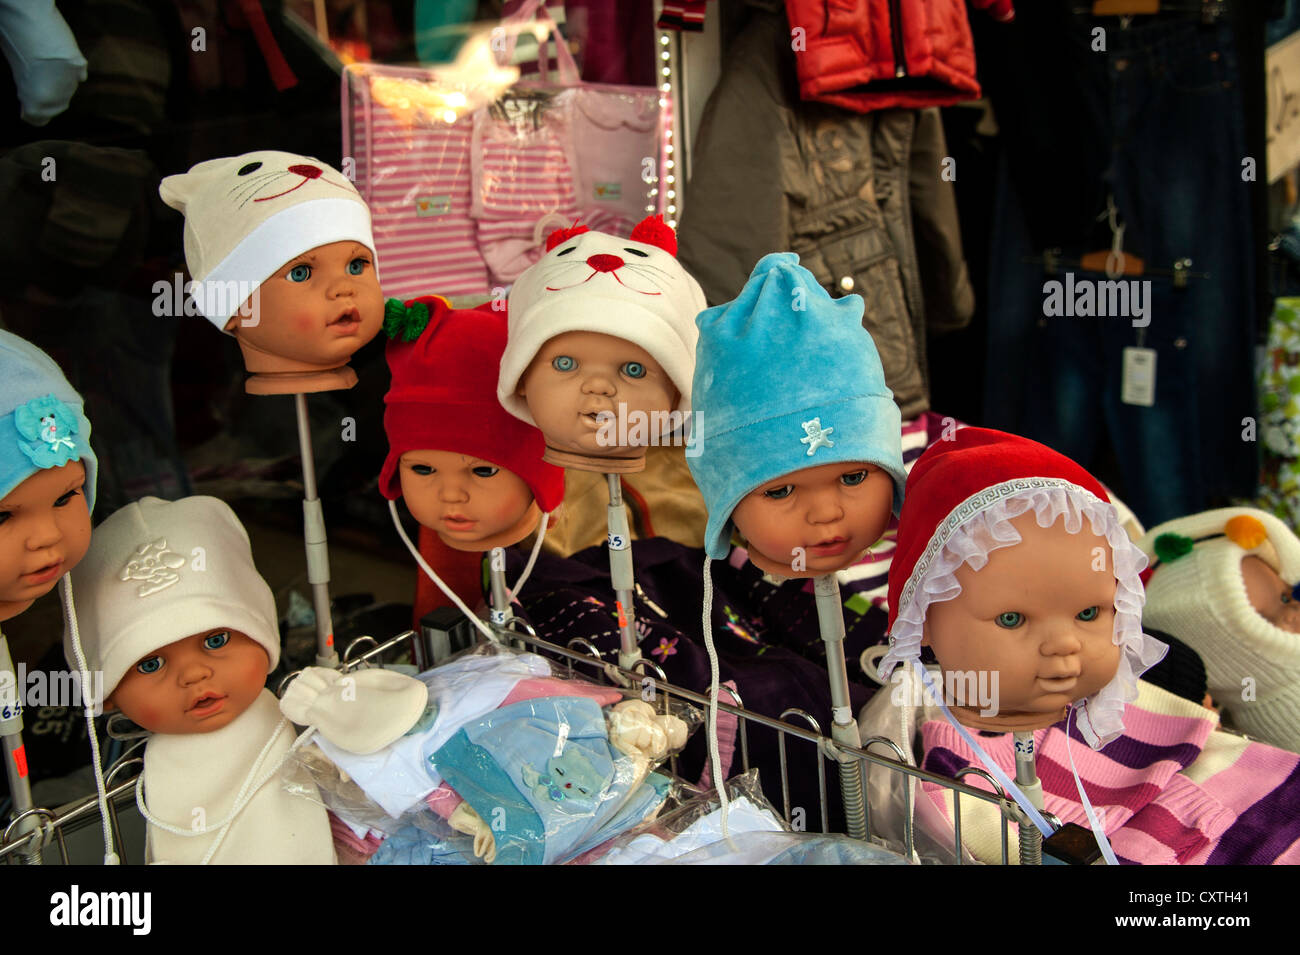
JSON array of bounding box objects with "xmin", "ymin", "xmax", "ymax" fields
[{"xmin": 983, "ymin": 10, "xmax": 1258, "ymax": 526}]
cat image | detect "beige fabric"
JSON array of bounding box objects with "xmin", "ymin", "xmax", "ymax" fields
[{"xmin": 538, "ymin": 445, "xmax": 708, "ymax": 557}]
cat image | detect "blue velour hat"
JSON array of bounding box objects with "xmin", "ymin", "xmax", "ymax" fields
[
  {"xmin": 687, "ymin": 253, "xmax": 905, "ymax": 559},
  {"xmin": 0, "ymin": 330, "xmax": 97, "ymax": 511}
]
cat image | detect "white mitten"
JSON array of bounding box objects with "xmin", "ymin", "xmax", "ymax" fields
[
  {"xmin": 608, "ymin": 700, "xmax": 687, "ymax": 761},
  {"xmin": 0, "ymin": 0, "xmax": 88, "ymax": 125},
  {"xmin": 448, "ymin": 802, "xmax": 497, "ymax": 864},
  {"xmin": 280, "ymin": 666, "xmax": 429, "ymax": 755}
]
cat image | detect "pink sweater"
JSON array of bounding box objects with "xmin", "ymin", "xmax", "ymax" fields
[{"xmin": 919, "ymin": 681, "xmax": 1300, "ymax": 865}]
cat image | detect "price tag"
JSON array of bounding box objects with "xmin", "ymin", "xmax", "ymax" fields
[{"xmin": 1121, "ymin": 346, "xmax": 1157, "ymax": 406}]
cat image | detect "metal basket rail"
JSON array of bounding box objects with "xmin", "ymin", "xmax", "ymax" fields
[
  {"xmin": 498, "ymin": 620, "xmax": 1026, "ymax": 864},
  {"xmin": 2, "ymin": 624, "xmax": 1028, "ymax": 864}
]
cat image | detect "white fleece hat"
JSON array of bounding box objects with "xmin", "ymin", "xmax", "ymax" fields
[
  {"xmin": 64, "ymin": 496, "xmax": 280, "ymax": 706},
  {"xmin": 1139, "ymin": 507, "xmax": 1300, "ymax": 753},
  {"xmin": 497, "ymin": 220, "xmax": 706, "ymax": 426},
  {"xmin": 159, "ymin": 150, "xmax": 376, "ymax": 332}
]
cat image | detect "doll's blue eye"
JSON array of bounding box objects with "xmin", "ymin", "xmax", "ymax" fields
[
  {"xmin": 137, "ymin": 656, "xmax": 164, "ymax": 675},
  {"xmin": 622, "ymin": 361, "xmax": 646, "ymax": 379},
  {"xmin": 1076, "ymin": 606, "xmax": 1100, "ymax": 622},
  {"xmin": 347, "ymin": 257, "xmax": 368, "ymax": 275},
  {"xmin": 995, "ymin": 612, "xmax": 1023, "ymax": 629},
  {"xmin": 553, "ymin": 355, "xmax": 576, "ymax": 372},
  {"xmin": 411, "ymin": 464, "xmax": 434, "ymax": 476},
  {"xmin": 472, "ymin": 465, "xmax": 500, "ymax": 478},
  {"xmin": 763, "ymin": 485, "xmax": 793, "ymax": 500},
  {"xmin": 53, "ymin": 489, "xmax": 80, "ymax": 507},
  {"xmin": 288, "ymin": 264, "xmax": 311, "ymax": 282},
  {"xmin": 841, "ymin": 470, "xmax": 868, "ymax": 487},
  {"xmin": 204, "ymin": 631, "xmax": 230, "ymax": 650}
]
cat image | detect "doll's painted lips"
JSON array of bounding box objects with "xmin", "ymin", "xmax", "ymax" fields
[
  {"xmin": 21, "ymin": 560, "xmax": 63, "ymax": 585},
  {"xmin": 442, "ymin": 515, "xmax": 476, "ymax": 531},
  {"xmin": 188, "ymin": 693, "xmax": 226, "ymax": 716},
  {"xmin": 808, "ymin": 538, "xmax": 850, "ymax": 557},
  {"xmin": 329, "ymin": 307, "xmax": 361, "ymax": 334},
  {"xmin": 1037, "ymin": 676, "xmax": 1078, "ymax": 693}
]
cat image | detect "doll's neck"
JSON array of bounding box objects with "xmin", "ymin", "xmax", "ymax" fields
[
  {"xmin": 542, "ymin": 445, "xmax": 646, "ymax": 473},
  {"xmin": 948, "ymin": 704, "xmax": 1068, "ymax": 734},
  {"xmin": 236, "ymin": 337, "xmax": 358, "ymax": 395}
]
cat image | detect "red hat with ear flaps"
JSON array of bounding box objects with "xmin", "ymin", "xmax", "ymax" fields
[{"xmin": 379, "ymin": 295, "xmax": 565, "ymax": 511}]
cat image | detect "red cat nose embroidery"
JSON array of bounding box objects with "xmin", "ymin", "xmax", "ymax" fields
[
  {"xmin": 288, "ymin": 164, "xmax": 322, "ymax": 178},
  {"xmin": 586, "ymin": 254, "xmax": 624, "ymax": 273}
]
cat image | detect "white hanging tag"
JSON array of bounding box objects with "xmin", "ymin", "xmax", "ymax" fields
[{"xmin": 1121, "ymin": 347, "xmax": 1157, "ymax": 406}]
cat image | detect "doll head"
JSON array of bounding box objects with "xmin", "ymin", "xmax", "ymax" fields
[
  {"xmin": 64, "ymin": 496, "xmax": 280, "ymax": 723},
  {"xmin": 880, "ymin": 428, "xmax": 1166, "ymax": 747},
  {"xmin": 0, "ymin": 330, "xmax": 97, "ymax": 621},
  {"xmin": 1139, "ymin": 507, "xmax": 1300, "ymax": 751},
  {"xmin": 686, "ymin": 253, "xmax": 906, "ymax": 578},
  {"xmin": 381, "ymin": 297, "xmax": 564, "ymax": 551},
  {"xmin": 159, "ymin": 151, "xmax": 383, "ymax": 390},
  {"xmin": 497, "ymin": 218, "xmax": 706, "ymax": 470}
]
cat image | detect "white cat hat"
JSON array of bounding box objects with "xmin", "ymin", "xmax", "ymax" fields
[
  {"xmin": 159, "ymin": 150, "xmax": 377, "ymax": 332},
  {"xmin": 497, "ymin": 217, "xmax": 707, "ymax": 425}
]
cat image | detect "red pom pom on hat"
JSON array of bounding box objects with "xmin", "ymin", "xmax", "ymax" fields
[
  {"xmin": 629, "ymin": 214, "xmax": 677, "ymax": 256},
  {"xmin": 545, "ymin": 222, "xmax": 590, "ymax": 252}
]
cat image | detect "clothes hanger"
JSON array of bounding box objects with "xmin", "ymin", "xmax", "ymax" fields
[{"xmin": 1091, "ymin": 0, "xmax": 1160, "ymax": 15}]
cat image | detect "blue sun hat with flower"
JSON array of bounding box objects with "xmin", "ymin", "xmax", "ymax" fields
[{"xmin": 0, "ymin": 329, "xmax": 97, "ymax": 510}]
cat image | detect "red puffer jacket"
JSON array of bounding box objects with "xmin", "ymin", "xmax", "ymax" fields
[{"xmin": 784, "ymin": 0, "xmax": 1014, "ymax": 113}]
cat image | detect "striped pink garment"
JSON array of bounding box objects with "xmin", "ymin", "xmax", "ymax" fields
[
  {"xmin": 360, "ymin": 104, "xmax": 490, "ymax": 301},
  {"xmin": 918, "ymin": 681, "xmax": 1300, "ymax": 864},
  {"xmin": 471, "ymin": 108, "xmax": 580, "ymax": 284}
]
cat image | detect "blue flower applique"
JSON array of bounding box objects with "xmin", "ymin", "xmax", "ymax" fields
[{"xmin": 13, "ymin": 395, "xmax": 80, "ymax": 470}]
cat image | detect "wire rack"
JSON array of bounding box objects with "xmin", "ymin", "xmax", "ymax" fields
[{"xmin": 1, "ymin": 623, "xmax": 1035, "ymax": 865}]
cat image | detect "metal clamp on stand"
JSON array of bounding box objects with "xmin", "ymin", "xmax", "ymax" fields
[
  {"xmin": 606, "ymin": 475, "xmax": 641, "ymax": 674},
  {"xmin": 812, "ymin": 573, "xmax": 867, "ymax": 839}
]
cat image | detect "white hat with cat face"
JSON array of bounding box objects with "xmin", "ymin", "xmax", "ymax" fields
[{"xmin": 160, "ymin": 150, "xmax": 376, "ymax": 332}]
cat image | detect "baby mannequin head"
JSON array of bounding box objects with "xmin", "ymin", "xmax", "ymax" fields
[
  {"xmin": 687, "ymin": 253, "xmax": 906, "ymax": 578},
  {"xmin": 1140, "ymin": 507, "xmax": 1300, "ymax": 752},
  {"xmin": 160, "ymin": 151, "xmax": 384, "ymax": 394},
  {"xmin": 64, "ymin": 496, "xmax": 280, "ymax": 724},
  {"xmin": 105, "ymin": 627, "xmax": 269, "ymax": 734},
  {"xmin": 921, "ymin": 509, "xmax": 1121, "ymax": 732},
  {"xmin": 0, "ymin": 330, "xmax": 98, "ymax": 622},
  {"xmin": 498, "ymin": 218, "xmax": 705, "ymax": 472},
  {"xmin": 881, "ymin": 428, "xmax": 1166, "ymax": 747},
  {"xmin": 382, "ymin": 297, "xmax": 564, "ymax": 551}
]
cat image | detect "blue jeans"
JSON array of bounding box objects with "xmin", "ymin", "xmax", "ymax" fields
[{"xmin": 984, "ymin": 12, "xmax": 1258, "ymax": 526}]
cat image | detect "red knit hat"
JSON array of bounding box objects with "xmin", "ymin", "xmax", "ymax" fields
[
  {"xmin": 379, "ymin": 295, "xmax": 565, "ymax": 511},
  {"xmin": 886, "ymin": 427, "xmax": 1111, "ymax": 634}
]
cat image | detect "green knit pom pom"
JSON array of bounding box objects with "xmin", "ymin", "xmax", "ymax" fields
[
  {"xmin": 1153, "ymin": 532, "xmax": 1195, "ymax": 564},
  {"xmin": 383, "ymin": 298, "xmax": 430, "ymax": 342}
]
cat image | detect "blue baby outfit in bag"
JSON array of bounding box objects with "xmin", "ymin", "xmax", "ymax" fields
[{"xmin": 430, "ymin": 695, "xmax": 668, "ymax": 865}]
